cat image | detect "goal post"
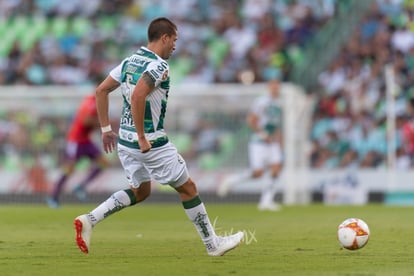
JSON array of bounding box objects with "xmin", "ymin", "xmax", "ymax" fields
[
  {"xmin": 281, "ymin": 83, "xmax": 314, "ymax": 205},
  {"xmin": 384, "ymin": 64, "xmax": 397, "ymax": 192}
]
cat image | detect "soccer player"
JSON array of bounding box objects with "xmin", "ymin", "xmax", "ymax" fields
[
  {"xmin": 46, "ymin": 94, "xmax": 109, "ymax": 208},
  {"xmin": 218, "ymin": 79, "xmax": 283, "ymax": 211},
  {"xmin": 73, "ymin": 17, "xmax": 243, "ymax": 256}
]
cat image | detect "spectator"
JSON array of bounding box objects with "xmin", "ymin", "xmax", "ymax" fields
[{"xmin": 0, "ymin": 0, "xmax": 335, "ymax": 85}]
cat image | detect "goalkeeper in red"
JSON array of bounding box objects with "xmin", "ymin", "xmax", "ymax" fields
[
  {"xmin": 46, "ymin": 94, "xmax": 109, "ymax": 208},
  {"xmin": 73, "ymin": 17, "xmax": 243, "ymax": 256}
]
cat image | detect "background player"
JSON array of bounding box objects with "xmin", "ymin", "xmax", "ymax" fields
[
  {"xmin": 46, "ymin": 93, "xmax": 109, "ymax": 208},
  {"xmin": 218, "ymin": 79, "xmax": 283, "ymax": 211},
  {"xmin": 73, "ymin": 17, "xmax": 243, "ymax": 256}
]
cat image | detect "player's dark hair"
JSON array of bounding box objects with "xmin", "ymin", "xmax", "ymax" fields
[{"xmin": 148, "ymin": 17, "xmax": 177, "ymax": 42}]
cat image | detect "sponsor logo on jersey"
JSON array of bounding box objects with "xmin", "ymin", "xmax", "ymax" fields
[{"xmin": 162, "ymin": 70, "xmax": 168, "ymax": 81}]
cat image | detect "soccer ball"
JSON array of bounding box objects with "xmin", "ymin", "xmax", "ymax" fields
[{"xmin": 337, "ymin": 218, "xmax": 370, "ymax": 250}]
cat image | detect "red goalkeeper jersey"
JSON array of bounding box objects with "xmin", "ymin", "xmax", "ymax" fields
[{"xmin": 67, "ymin": 95, "xmax": 98, "ymax": 143}]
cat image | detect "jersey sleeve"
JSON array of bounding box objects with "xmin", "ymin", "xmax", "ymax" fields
[
  {"xmin": 109, "ymin": 59, "xmax": 128, "ymax": 83},
  {"xmin": 144, "ymin": 60, "xmax": 169, "ymax": 87}
]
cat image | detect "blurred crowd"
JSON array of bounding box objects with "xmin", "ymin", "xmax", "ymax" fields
[
  {"xmin": 0, "ymin": 111, "xmax": 68, "ymax": 169},
  {"xmin": 0, "ymin": 0, "xmax": 336, "ymax": 85},
  {"xmin": 4, "ymin": 0, "xmax": 414, "ymax": 171},
  {"xmin": 310, "ymin": 0, "xmax": 414, "ymax": 169}
]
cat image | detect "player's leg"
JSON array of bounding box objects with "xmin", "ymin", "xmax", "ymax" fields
[
  {"xmin": 154, "ymin": 143, "xmax": 243, "ymax": 256},
  {"xmin": 257, "ymin": 166, "xmax": 282, "ymax": 211},
  {"xmin": 244, "ymin": 140, "xmax": 280, "ymax": 210},
  {"xmin": 269, "ymin": 162, "xmax": 282, "ymax": 197},
  {"xmin": 216, "ymin": 170, "xmax": 253, "ymax": 197},
  {"xmin": 257, "ymin": 142, "xmax": 283, "ymax": 211},
  {"xmin": 173, "ymin": 177, "xmax": 244, "ymax": 256},
  {"xmin": 73, "ymin": 143, "xmax": 109, "ymax": 201},
  {"xmin": 74, "ymin": 183, "xmax": 150, "ymax": 253},
  {"xmin": 217, "ymin": 141, "xmax": 262, "ymax": 197},
  {"xmin": 47, "ymin": 142, "xmax": 78, "ymax": 208},
  {"xmin": 74, "ymin": 145, "xmax": 150, "ymax": 254}
]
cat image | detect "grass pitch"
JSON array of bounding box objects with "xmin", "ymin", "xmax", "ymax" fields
[{"xmin": 0, "ymin": 202, "xmax": 413, "ymax": 276}]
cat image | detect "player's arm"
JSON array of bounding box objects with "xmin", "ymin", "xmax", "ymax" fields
[
  {"xmin": 247, "ymin": 111, "xmax": 270, "ymax": 142},
  {"xmin": 247, "ymin": 112, "xmax": 260, "ymax": 133},
  {"xmin": 96, "ymin": 75, "xmax": 120, "ymax": 153},
  {"xmin": 96, "ymin": 76, "xmax": 119, "ymax": 128},
  {"xmin": 247, "ymin": 112, "xmax": 265, "ymax": 137},
  {"xmin": 274, "ymin": 128, "xmax": 283, "ymax": 145},
  {"xmin": 131, "ymin": 72, "xmax": 155, "ymax": 153}
]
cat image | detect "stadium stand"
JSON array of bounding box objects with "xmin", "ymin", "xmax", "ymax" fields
[
  {"xmin": 309, "ymin": 0, "xmax": 414, "ymax": 169},
  {"xmin": 0, "ymin": 0, "xmax": 338, "ymax": 85},
  {"xmin": 0, "ymin": 0, "xmax": 343, "ymax": 179}
]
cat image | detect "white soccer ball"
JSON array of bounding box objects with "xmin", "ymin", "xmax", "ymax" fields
[{"xmin": 337, "ymin": 218, "xmax": 370, "ymax": 250}]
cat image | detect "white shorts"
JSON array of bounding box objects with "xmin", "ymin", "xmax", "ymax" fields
[
  {"xmin": 117, "ymin": 142, "xmax": 189, "ymax": 188},
  {"xmin": 248, "ymin": 141, "xmax": 283, "ymax": 171}
]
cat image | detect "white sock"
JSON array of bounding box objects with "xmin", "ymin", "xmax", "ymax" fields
[
  {"xmin": 229, "ymin": 171, "xmax": 252, "ymax": 186},
  {"xmin": 87, "ymin": 189, "xmax": 136, "ymax": 226},
  {"xmin": 182, "ymin": 196, "xmax": 217, "ymax": 250},
  {"xmin": 259, "ymin": 176, "xmax": 279, "ymax": 205},
  {"xmin": 218, "ymin": 170, "xmax": 252, "ymax": 196}
]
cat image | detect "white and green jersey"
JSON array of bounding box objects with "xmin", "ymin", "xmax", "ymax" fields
[
  {"xmin": 250, "ymin": 94, "xmax": 283, "ymax": 142},
  {"xmin": 110, "ymin": 46, "xmax": 170, "ymax": 149}
]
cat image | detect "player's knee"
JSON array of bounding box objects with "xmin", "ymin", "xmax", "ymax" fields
[
  {"xmin": 136, "ymin": 191, "xmax": 150, "ymax": 203},
  {"xmin": 175, "ymin": 178, "xmax": 198, "ymax": 200},
  {"xmin": 132, "ymin": 183, "xmax": 151, "ymax": 203},
  {"xmin": 270, "ymin": 164, "xmax": 282, "ymax": 175},
  {"xmin": 252, "ymin": 171, "xmax": 264, "ymax": 178}
]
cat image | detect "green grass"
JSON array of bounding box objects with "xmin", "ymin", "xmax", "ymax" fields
[{"xmin": 0, "ymin": 203, "xmax": 413, "ymax": 276}]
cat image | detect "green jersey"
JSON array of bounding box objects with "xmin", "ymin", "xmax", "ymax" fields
[
  {"xmin": 250, "ymin": 94, "xmax": 282, "ymax": 141},
  {"xmin": 109, "ymin": 47, "xmax": 170, "ymax": 149}
]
